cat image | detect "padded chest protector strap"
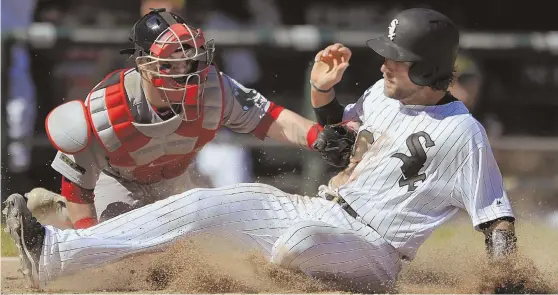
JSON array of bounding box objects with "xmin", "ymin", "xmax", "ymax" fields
[{"xmin": 87, "ymin": 69, "xmax": 151, "ymax": 167}]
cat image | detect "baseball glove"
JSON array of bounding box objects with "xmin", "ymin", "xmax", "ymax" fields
[{"xmin": 312, "ymin": 123, "xmax": 357, "ymax": 168}]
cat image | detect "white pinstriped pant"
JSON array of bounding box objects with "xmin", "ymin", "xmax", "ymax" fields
[{"xmin": 38, "ymin": 183, "xmax": 403, "ymax": 291}]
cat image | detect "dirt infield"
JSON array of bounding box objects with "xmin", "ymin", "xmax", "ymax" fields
[{"xmin": 2, "ymin": 213, "xmax": 557, "ymax": 294}]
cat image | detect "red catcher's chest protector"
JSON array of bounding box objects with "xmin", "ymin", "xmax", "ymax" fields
[{"xmin": 87, "ymin": 67, "xmax": 225, "ymax": 184}]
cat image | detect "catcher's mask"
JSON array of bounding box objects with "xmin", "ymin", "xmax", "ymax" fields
[{"xmin": 123, "ymin": 8, "xmax": 215, "ymax": 121}]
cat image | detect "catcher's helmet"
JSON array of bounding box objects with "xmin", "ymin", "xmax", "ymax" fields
[
  {"xmin": 366, "ymin": 8, "xmax": 459, "ymax": 89},
  {"xmin": 125, "ymin": 8, "xmax": 189, "ymax": 55},
  {"xmin": 122, "ymin": 8, "xmax": 215, "ymax": 121}
]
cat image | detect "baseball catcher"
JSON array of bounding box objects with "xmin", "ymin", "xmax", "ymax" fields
[{"xmin": 24, "ymin": 8, "xmax": 328, "ymax": 230}]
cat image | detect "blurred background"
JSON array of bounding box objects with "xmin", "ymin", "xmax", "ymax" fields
[{"xmin": 1, "ymin": 0, "xmax": 557, "ymax": 227}]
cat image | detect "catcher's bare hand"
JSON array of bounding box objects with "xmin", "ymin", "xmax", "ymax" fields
[{"xmin": 310, "ymin": 43, "xmax": 352, "ymax": 91}]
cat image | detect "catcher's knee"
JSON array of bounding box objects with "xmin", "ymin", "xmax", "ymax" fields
[{"xmin": 98, "ymin": 202, "xmax": 135, "ymax": 222}]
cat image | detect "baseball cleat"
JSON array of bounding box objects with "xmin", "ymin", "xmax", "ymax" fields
[{"xmin": 3, "ymin": 193, "xmax": 45, "ymax": 289}]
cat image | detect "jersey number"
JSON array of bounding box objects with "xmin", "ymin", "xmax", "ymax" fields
[{"xmin": 391, "ymin": 131, "xmax": 435, "ymax": 192}]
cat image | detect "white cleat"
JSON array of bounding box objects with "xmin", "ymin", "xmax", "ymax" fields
[{"xmin": 3, "ymin": 193, "xmax": 45, "ymax": 289}]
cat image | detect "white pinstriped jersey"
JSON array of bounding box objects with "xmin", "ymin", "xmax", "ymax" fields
[{"xmin": 339, "ymin": 79, "xmax": 514, "ymax": 259}]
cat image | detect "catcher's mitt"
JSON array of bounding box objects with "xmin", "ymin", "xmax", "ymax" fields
[{"xmin": 312, "ymin": 123, "xmax": 357, "ymax": 168}]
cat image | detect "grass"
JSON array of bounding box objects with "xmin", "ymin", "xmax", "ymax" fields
[{"xmin": 1, "ymin": 222, "xmax": 18, "ymax": 257}]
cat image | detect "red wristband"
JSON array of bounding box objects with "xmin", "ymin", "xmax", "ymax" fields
[
  {"xmin": 74, "ymin": 217, "xmax": 98, "ymax": 229},
  {"xmin": 306, "ymin": 123, "xmax": 323, "ymax": 149}
]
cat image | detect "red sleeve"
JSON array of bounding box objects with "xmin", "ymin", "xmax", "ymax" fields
[
  {"xmin": 251, "ymin": 102, "xmax": 285, "ymax": 140},
  {"xmin": 61, "ymin": 177, "xmax": 94, "ymax": 204}
]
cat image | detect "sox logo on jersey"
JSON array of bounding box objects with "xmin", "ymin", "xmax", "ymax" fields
[{"xmin": 391, "ymin": 132, "xmax": 435, "ymax": 192}]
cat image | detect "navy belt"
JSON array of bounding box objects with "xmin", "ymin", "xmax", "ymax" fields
[{"xmin": 329, "ymin": 195, "xmax": 370, "ymax": 228}]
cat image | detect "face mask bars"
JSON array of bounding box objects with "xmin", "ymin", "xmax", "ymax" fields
[{"xmin": 137, "ymin": 24, "xmax": 215, "ymax": 121}]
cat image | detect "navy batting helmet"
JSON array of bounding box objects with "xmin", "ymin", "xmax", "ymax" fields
[{"xmin": 366, "ymin": 8, "xmax": 459, "ymax": 90}]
